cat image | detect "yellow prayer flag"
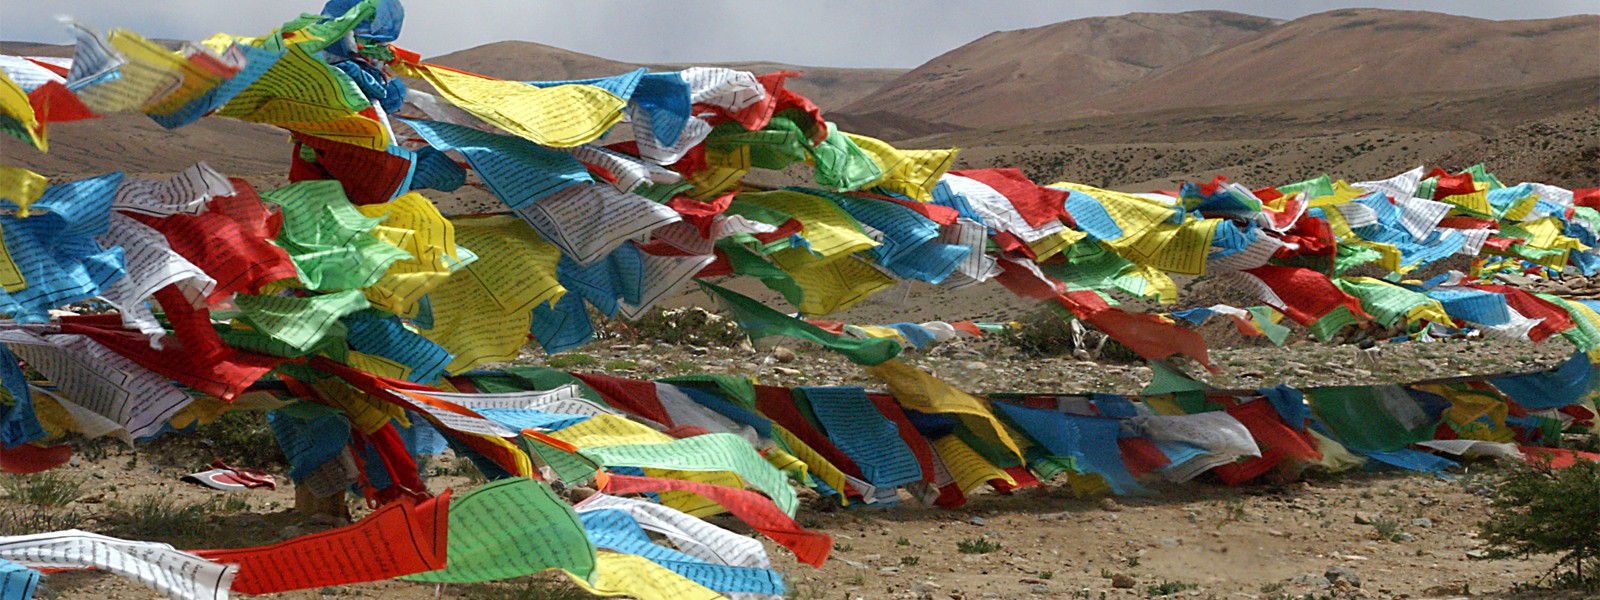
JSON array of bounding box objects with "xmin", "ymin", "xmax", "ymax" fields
[
  {"xmin": 931, "ymin": 435, "xmax": 1014, "ymax": 494},
  {"xmin": 785, "ymin": 255, "xmax": 895, "ymax": 316},
  {"xmin": 868, "ymin": 360, "xmax": 1023, "ymax": 459},
  {"xmin": 773, "ymin": 425, "xmax": 852, "ymax": 506},
  {"xmin": 1051, "ymin": 182, "xmax": 1179, "ymax": 244},
  {"xmin": 738, "ymin": 190, "xmax": 878, "ymax": 264},
  {"xmin": 424, "ymin": 216, "xmax": 564, "ymax": 373},
  {"xmin": 549, "ymin": 413, "xmax": 672, "ymax": 448},
  {"xmin": 110, "ymin": 30, "xmax": 227, "ymax": 116},
  {"xmin": 844, "ymin": 132, "xmax": 956, "ymax": 201},
  {"xmin": 217, "ymin": 44, "xmax": 389, "ymax": 150},
  {"xmin": 565, "ymin": 552, "xmax": 723, "ymax": 600},
  {"xmin": 358, "ymin": 192, "xmax": 461, "ymax": 316},
  {"xmin": 399, "ymin": 62, "xmax": 626, "ymax": 148},
  {"xmin": 1308, "ymin": 180, "xmax": 1370, "ymax": 208},
  {"xmin": 0, "ymin": 71, "xmax": 44, "ymax": 150}
]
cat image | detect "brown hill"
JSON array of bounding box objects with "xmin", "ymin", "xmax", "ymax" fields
[
  {"xmin": 428, "ymin": 41, "xmax": 905, "ymax": 112},
  {"xmin": 939, "ymin": 79, "xmax": 1599, "ymax": 192},
  {"xmin": 838, "ymin": 11, "xmax": 1279, "ymax": 130},
  {"xmin": 1097, "ymin": 9, "xmax": 1600, "ymax": 115},
  {"xmin": 840, "ymin": 9, "xmax": 1600, "ymax": 137}
]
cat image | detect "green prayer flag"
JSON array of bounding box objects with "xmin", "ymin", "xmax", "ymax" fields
[
  {"xmin": 229, "ymin": 289, "xmax": 369, "ymax": 356},
  {"xmin": 700, "ymin": 281, "xmax": 900, "ymax": 366},
  {"xmin": 1245, "ymin": 306, "xmax": 1291, "ymax": 347},
  {"xmin": 1308, "ymin": 305, "xmax": 1361, "ymax": 341},
  {"xmin": 263, "ymin": 180, "xmax": 410, "ymax": 291},
  {"xmin": 402, "ymin": 477, "xmax": 598, "ymax": 583},
  {"xmin": 521, "ymin": 435, "xmax": 602, "ymax": 486},
  {"xmin": 1307, "ymin": 385, "xmax": 1439, "ymax": 452}
]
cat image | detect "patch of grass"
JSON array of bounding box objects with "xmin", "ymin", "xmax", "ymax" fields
[
  {"xmin": 895, "ymin": 537, "xmax": 909, "ymax": 546},
  {"xmin": 900, "ymin": 555, "xmax": 919, "ymax": 566},
  {"xmin": 1218, "ymin": 497, "xmax": 1246, "ymax": 527},
  {"xmin": 956, "ymin": 537, "xmax": 1001, "ymax": 554},
  {"xmin": 449, "ymin": 459, "xmax": 489, "ymax": 484},
  {"xmin": 1126, "ymin": 555, "xmax": 1142, "ymax": 567},
  {"xmin": 602, "ymin": 359, "xmax": 638, "ymax": 372},
  {"xmin": 1371, "ymin": 517, "xmax": 1403, "ymax": 542},
  {"xmin": 1039, "ymin": 571, "xmax": 1054, "ymax": 580},
  {"xmin": 845, "ymin": 574, "xmax": 865, "ymax": 585},
  {"xmin": 103, "ymin": 494, "xmax": 246, "ymax": 541},
  {"xmin": 1145, "ymin": 580, "xmax": 1197, "ymax": 596},
  {"xmin": 833, "ymin": 542, "xmax": 853, "ymax": 553},
  {"xmin": 69, "ymin": 435, "xmax": 122, "ymax": 462},
  {"xmin": 544, "ymin": 353, "xmax": 598, "ymax": 369},
  {"xmin": 1260, "ymin": 582, "xmax": 1284, "ymax": 593},
  {"xmin": 0, "ymin": 503, "xmax": 83, "ymax": 536},
  {"xmin": 1, "ymin": 471, "xmax": 86, "ymax": 506}
]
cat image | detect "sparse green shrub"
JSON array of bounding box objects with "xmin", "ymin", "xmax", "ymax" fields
[
  {"xmin": 1145, "ymin": 580, "xmax": 1197, "ymax": 596},
  {"xmin": 1371, "ymin": 517, "xmax": 1403, "ymax": 542},
  {"xmin": 1, "ymin": 471, "xmax": 86, "ymax": 506},
  {"xmin": 104, "ymin": 494, "xmax": 242, "ymax": 541},
  {"xmin": 956, "ymin": 537, "xmax": 1001, "ymax": 554},
  {"xmin": 900, "ymin": 555, "xmax": 919, "ymax": 566},
  {"xmin": 1477, "ymin": 459, "xmax": 1600, "ymax": 588},
  {"xmin": 0, "ymin": 503, "xmax": 82, "ymax": 536},
  {"xmin": 544, "ymin": 353, "xmax": 598, "ymax": 369},
  {"xmin": 602, "ymin": 359, "xmax": 638, "ymax": 372}
]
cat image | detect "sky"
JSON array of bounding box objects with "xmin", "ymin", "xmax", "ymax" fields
[{"xmin": 2, "ymin": 1, "xmax": 1596, "ymax": 68}]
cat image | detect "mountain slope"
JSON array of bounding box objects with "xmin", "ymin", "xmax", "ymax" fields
[
  {"xmin": 839, "ymin": 11, "xmax": 1279, "ymax": 129},
  {"xmin": 1095, "ymin": 9, "xmax": 1600, "ymax": 115}
]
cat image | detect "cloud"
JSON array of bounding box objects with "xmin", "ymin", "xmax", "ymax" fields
[{"xmin": 2, "ymin": 0, "xmax": 1594, "ymax": 68}]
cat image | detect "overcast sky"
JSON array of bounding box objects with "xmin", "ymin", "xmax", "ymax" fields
[{"xmin": 3, "ymin": 1, "xmax": 1595, "ymax": 68}]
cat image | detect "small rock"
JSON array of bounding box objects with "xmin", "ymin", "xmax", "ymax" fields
[
  {"xmin": 1290, "ymin": 574, "xmax": 1323, "ymax": 586},
  {"xmin": 1111, "ymin": 574, "xmax": 1136, "ymax": 589},
  {"xmin": 1466, "ymin": 549, "xmax": 1492, "ymax": 559},
  {"xmin": 772, "ymin": 367, "xmax": 802, "ymax": 376},
  {"xmin": 75, "ymin": 493, "xmax": 105, "ymax": 504},
  {"xmin": 1099, "ymin": 497, "xmax": 1122, "ymax": 512},
  {"xmin": 1395, "ymin": 532, "xmax": 1417, "ymax": 542},
  {"xmin": 1158, "ymin": 538, "xmax": 1181, "ymax": 547},
  {"xmin": 689, "ymin": 345, "xmax": 710, "ymax": 356},
  {"xmin": 609, "ymin": 344, "xmax": 632, "ymax": 351},
  {"xmin": 1325, "ymin": 566, "xmax": 1361, "ymax": 588},
  {"xmin": 970, "ymin": 517, "xmax": 985, "ymax": 526},
  {"xmin": 1353, "ymin": 512, "xmax": 1377, "ymax": 525},
  {"xmin": 1411, "ymin": 517, "xmax": 1434, "ymax": 528},
  {"xmin": 1029, "ymin": 585, "xmax": 1051, "ymax": 595},
  {"xmin": 772, "ymin": 346, "xmax": 798, "ymax": 363}
]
